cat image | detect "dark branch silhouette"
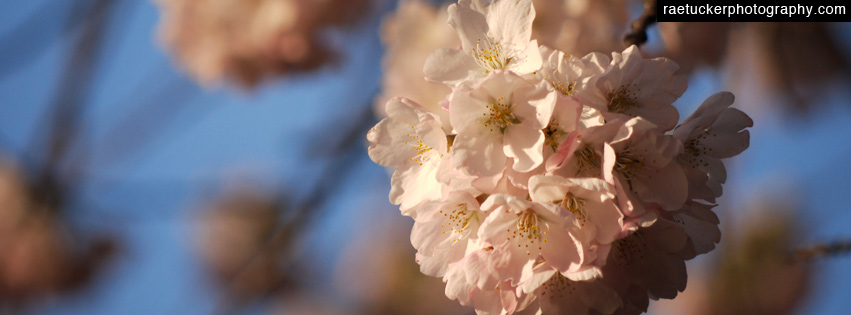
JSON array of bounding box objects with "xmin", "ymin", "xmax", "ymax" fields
[{"xmin": 624, "ymin": 0, "xmax": 657, "ymax": 48}]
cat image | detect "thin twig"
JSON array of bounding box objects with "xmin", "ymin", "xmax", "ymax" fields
[
  {"xmin": 623, "ymin": 0, "xmax": 658, "ymax": 48},
  {"xmin": 214, "ymin": 96, "xmax": 379, "ymax": 314},
  {"xmin": 26, "ymin": 0, "xmax": 115, "ymax": 214},
  {"xmin": 789, "ymin": 240, "xmax": 851, "ymax": 263}
]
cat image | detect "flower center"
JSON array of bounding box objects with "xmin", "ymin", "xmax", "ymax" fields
[
  {"xmin": 552, "ymin": 74, "xmax": 575, "ymax": 96},
  {"xmin": 506, "ymin": 209, "xmax": 546, "ymax": 256},
  {"xmin": 439, "ymin": 204, "xmax": 475, "ymax": 243},
  {"xmin": 606, "ymin": 84, "xmax": 640, "ymax": 114},
  {"xmin": 543, "ymin": 121, "xmax": 565, "ymax": 152},
  {"xmin": 683, "ymin": 129, "xmax": 713, "ymax": 168},
  {"xmin": 613, "ymin": 232, "xmax": 645, "ymax": 266},
  {"xmin": 559, "ymin": 193, "xmax": 587, "ymax": 226},
  {"xmin": 540, "ymin": 273, "xmax": 575, "ymax": 300},
  {"xmin": 482, "ymin": 97, "xmax": 519, "ymax": 133},
  {"xmin": 405, "ymin": 127, "xmax": 436, "ymax": 166},
  {"xmin": 471, "ymin": 36, "xmax": 510, "ymax": 72},
  {"xmin": 574, "ymin": 145, "xmax": 602, "ymax": 175},
  {"xmin": 615, "ymin": 148, "xmax": 645, "ymax": 184},
  {"xmin": 517, "ymin": 210, "xmax": 540, "ymax": 239}
]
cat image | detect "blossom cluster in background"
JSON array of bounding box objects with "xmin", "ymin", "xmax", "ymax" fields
[
  {"xmin": 194, "ymin": 191, "xmax": 285, "ymax": 302},
  {"xmin": 0, "ymin": 162, "xmax": 114, "ymax": 305},
  {"xmin": 156, "ymin": 0, "xmax": 371, "ymax": 87},
  {"xmin": 368, "ymin": 0, "xmax": 752, "ymax": 313}
]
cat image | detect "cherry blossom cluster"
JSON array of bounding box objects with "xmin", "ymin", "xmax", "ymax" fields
[{"xmin": 367, "ymin": 0, "xmax": 752, "ymax": 313}]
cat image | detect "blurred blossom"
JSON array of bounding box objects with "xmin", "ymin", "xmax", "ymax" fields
[
  {"xmin": 156, "ymin": 0, "xmax": 372, "ymax": 87},
  {"xmin": 194, "ymin": 190, "xmax": 285, "ymax": 302},
  {"xmin": 660, "ymin": 22, "xmax": 849, "ymax": 114},
  {"xmin": 0, "ymin": 162, "xmax": 115, "ymax": 305},
  {"xmin": 532, "ymin": 0, "xmax": 628, "ymax": 57},
  {"xmin": 375, "ymin": 0, "xmax": 458, "ymax": 127},
  {"xmin": 333, "ymin": 202, "xmax": 468, "ymax": 314},
  {"xmin": 742, "ymin": 22, "xmax": 849, "ymax": 113},
  {"xmin": 657, "ymin": 22, "xmax": 731, "ymax": 74},
  {"xmin": 269, "ymin": 291, "xmax": 351, "ymax": 315},
  {"xmin": 706, "ymin": 213, "xmax": 811, "ymax": 315},
  {"xmin": 657, "ymin": 204, "xmax": 811, "ymax": 315}
]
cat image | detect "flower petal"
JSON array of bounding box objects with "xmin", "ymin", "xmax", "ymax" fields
[
  {"xmin": 503, "ymin": 125, "xmax": 545, "ymax": 172},
  {"xmin": 424, "ymin": 48, "xmax": 482, "ymax": 85}
]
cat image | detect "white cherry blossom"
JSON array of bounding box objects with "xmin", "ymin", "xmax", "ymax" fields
[
  {"xmin": 529, "ymin": 175, "xmax": 623, "ymax": 263},
  {"xmin": 450, "ymin": 70, "xmax": 556, "ymax": 176},
  {"xmin": 518, "ymin": 261, "xmax": 621, "ymax": 314},
  {"xmin": 674, "ymin": 92, "xmax": 752, "ymax": 202},
  {"xmin": 411, "ymin": 192, "xmax": 484, "ymax": 277},
  {"xmin": 424, "ymin": 0, "xmax": 542, "ymax": 86},
  {"xmin": 375, "ymin": 0, "xmax": 458, "ymax": 130},
  {"xmin": 607, "ymin": 117, "xmax": 688, "ymax": 213},
  {"xmin": 575, "ymin": 46, "xmax": 687, "ymax": 132},
  {"xmin": 442, "ymin": 247, "xmax": 534, "ymax": 314},
  {"xmin": 367, "ymin": 97, "xmax": 448, "ymax": 216},
  {"xmin": 668, "ymin": 200, "xmax": 721, "ymax": 259},
  {"xmin": 479, "ymin": 194, "xmax": 584, "ymax": 284}
]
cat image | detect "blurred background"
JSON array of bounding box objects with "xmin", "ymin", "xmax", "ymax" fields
[{"xmin": 0, "ymin": 0, "xmax": 850, "ymax": 314}]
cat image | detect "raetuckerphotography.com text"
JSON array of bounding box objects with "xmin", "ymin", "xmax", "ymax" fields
[{"xmin": 656, "ymin": 1, "xmax": 849, "ymax": 22}]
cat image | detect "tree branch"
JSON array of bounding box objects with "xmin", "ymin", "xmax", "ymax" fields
[
  {"xmin": 623, "ymin": 0, "xmax": 658, "ymax": 48},
  {"xmin": 789, "ymin": 240, "xmax": 851, "ymax": 263},
  {"xmin": 27, "ymin": 0, "xmax": 115, "ymax": 214},
  {"xmin": 214, "ymin": 95, "xmax": 378, "ymax": 314}
]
